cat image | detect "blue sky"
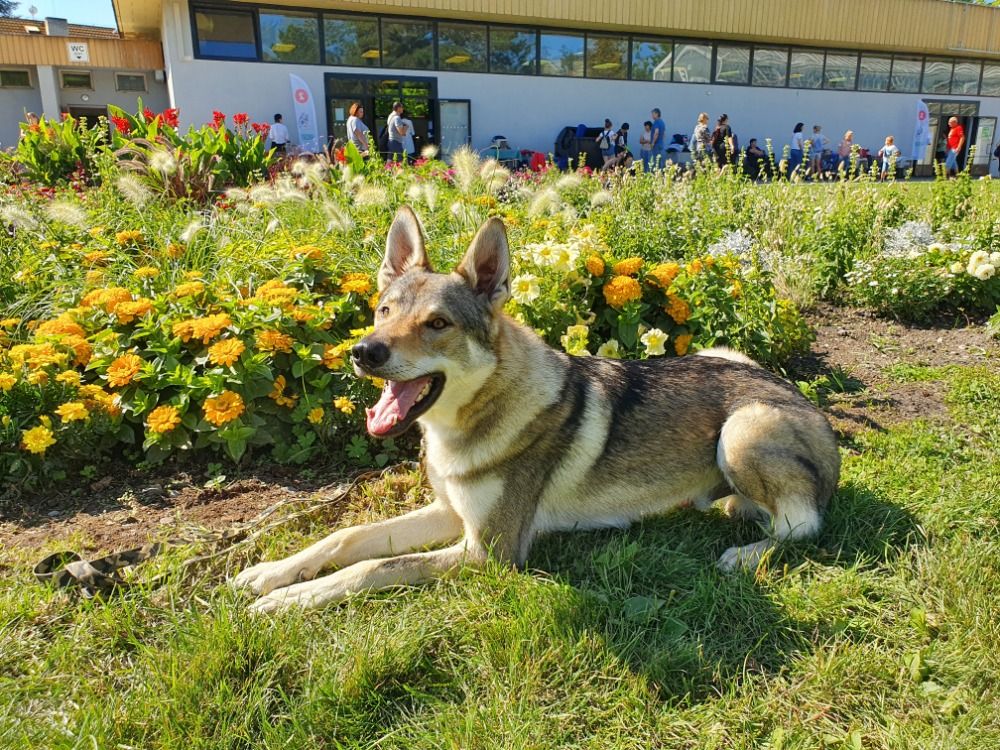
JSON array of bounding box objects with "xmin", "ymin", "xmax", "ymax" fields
[{"xmin": 10, "ymin": 0, "xmax": 117, "ymax": 28}]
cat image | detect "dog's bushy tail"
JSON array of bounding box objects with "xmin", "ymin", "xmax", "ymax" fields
[{"xmin": 695, "ymin": 347, "xmax": 759, "ymax": 367}]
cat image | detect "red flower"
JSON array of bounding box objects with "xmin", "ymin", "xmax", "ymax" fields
[
  {"xmin": 334, "ymin": 147, "xmax": 347, "ymax": 164},
  {"xmin": 212, "ymin": 110, "xmax": 226, "ymax": 125},
  {"xmin": 161, "ymin": 108, "xmax": 179, "ymax": 128},
  {"xmin": 143, "ymin": 107, "xmax": 155, "ymax": 121},
  {"xmin": 251, "ymin": 122, "xmax": 270, "ymax": 137},
  {"xmin": 110, "ymin": 115, "xmax": 132, "ymax": 134},
  {"xmin": 233, "ymin": 112, "xmax": 249, "ymax": 126}
]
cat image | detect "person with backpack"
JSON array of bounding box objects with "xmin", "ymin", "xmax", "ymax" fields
[
  {"xmin": 385, "ymin": 102, "xmax": 409, "ymax": 162},
  {"xmin": 711, "ymin": 114, "xmax": 734, "ymax": 169},
  {"xmin": 596, "ymin": 119, "xmax": 617, "ymax": 168}
]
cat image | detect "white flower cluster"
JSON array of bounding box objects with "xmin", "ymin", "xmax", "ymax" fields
[
  {"xmin": 883, "ymin": 221, "xmax": 935, "ymax": 258},
  {"xmin": 523, "ymin": 240, "xmax": 580, "ymax": 272},
  {"xmin": 964, "ymin": 250, "xmax": 999, "ymax": 281}
]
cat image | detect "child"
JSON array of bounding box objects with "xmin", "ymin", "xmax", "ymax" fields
[
  {"xmin": 878, "ymin": 135, "xmax": 900, "ymax": 181},
  {"xmin": 639, "ymin": 121, "xmax": 653, "ymax": 170}
]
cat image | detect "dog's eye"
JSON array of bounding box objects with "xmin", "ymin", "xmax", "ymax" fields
[
  {"xmin": 378, "ymin": 305, "xmax": 390, "ymax": 317},
  {"xmin": 427, "ymin": 317, "xmax": 450, "ymax": 330}
]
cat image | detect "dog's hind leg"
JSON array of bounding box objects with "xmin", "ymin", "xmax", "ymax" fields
[
  {"xmin": 713, "ymin": 402, "xmax": 837, "ymax": 572},
  {"xmin": 233, "ymin": 499, "xmax": 464, "ymax": 596}
]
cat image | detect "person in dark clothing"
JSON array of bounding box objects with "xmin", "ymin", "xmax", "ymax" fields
[{"xmin": 712, "ymin": 114, "xmax": 734, "ymax": 168}]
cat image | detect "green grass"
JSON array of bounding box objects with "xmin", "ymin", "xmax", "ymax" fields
[{"xmin": 2, "ymin": 366, "xmax": 999, "ymax": 749}]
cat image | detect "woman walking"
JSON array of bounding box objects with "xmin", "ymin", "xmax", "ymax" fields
[
  {"xmin": 639, "ymin": 121, "xmax": 653, "ymax": 170},
  {"xmin": 836, "ymin": 130, "xmax": 854, "ymax": 175},
  {"xmin": 692, "ymin": 112, "xmax": 712, "ymax": 161},
  {"xmin": 789, "ymin": 122, "xmax": 805, "ymax": 176},
  {"xmin": 596, "ymin": 119, "xmax": 617, "ymax": 168}
]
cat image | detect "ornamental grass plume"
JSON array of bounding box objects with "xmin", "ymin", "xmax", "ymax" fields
[
  {"xmin": 115, "ymin": 173, "xmax": 152, "ymax": 207},
  {"xmin": 45, "ymin": 200, "xmax": 87, "ymax": 226},
  {"xmin": 451, "ymin": 146, "xmax": 481, "ymax": 194}
]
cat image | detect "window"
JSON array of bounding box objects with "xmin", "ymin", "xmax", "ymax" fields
[
  {"xmin": 585, "ymin": 34, "xmax": 627, "ymax": 79},
  {"xmin": 789, "ymin": 50, "xmax": 823, "ymax": 88},
  {"xmin": 824, "ymin": 52, "xmax": 857, "ymax": 90},
  {"xmin": 752, "ymin": 47, "xmax": 787, "ymax": 87},
  {"xmin": 539, "ymin": 31, "xmax": 583, "ymax": 76},
  {"xmin": 981, "ymin": 63, "xmax": 1000, "ymax": 96},
  {"xmin": 890, "ymin": 56, "xmax": 921, "ymax": 92},
  {"xmin": 60, "ymin": 71, "xmax": 92, "ymax": 89},
  {"xmin": 714, "ymin": 44, "xmax": 749, "ymax": 84},
  {"xmin": 381, "ymin": 18, "xmax": 433, "ymax": 69},
  {"xmin": 951, "ymin": 60, "xmax": 981, "ymax": 95},
  {"xmin": 672, "ymin": 42, "xmax": 711, "ymax": 82},
  {"xmin": 193, "ymin": 7, "xmax": 257, "ymax": 60},
  {"xmin": 489, "ymin": 27, "xmax": 536, "ymax": 75},
  {"xmin": 0, "ymin": 69, "xmax": 31, "ymax": 88},
  {"xmin": 260, "ymin": 10, "xmax": 319, "ymax": 63},
  {"xmin": 922, "ymin": 58, "xmax": 952, "ymax": 94},
  {"xmin": 115, "ymin": 73, "xmax": 146, "ymax": 92},
  {"xmin": 324, "ymin": 14, "xmax": 380, "ymax": 67},
  {"xmin": 858, "ymin": 54, "xmax": 890, "ymax": 91},
  {"xmin": 631, "ymin": 39, "xmax": 672, "ymax": 81},
  {"xmin": 438, "ymin": 23, "xmax": 487, "ymax": 72}
]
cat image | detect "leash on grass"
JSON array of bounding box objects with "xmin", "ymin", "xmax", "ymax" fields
[{"xmin": 31, "ymin": 463, "xmax": 419, "ymax": 598}]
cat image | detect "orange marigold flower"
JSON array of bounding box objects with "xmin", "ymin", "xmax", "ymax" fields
[
  {"xmin": 21, "ymin": 425, "xmax": 56, "ymax": 454},
  {"xmin": 172, "ymin": 281, "xmax": 205, "ymax": 298},
  {"xmin": 339, "ymin": 277, "xmax": 372, "ymax": 295},
  {"xmin": 686, "ymin": 259, "xmax": 704, "ymax": 275},
  {"xmin": 647, "ymin": 262, "xmax": 681, "ymax": 289},
  {"xmin": 293, "ymin": 245, "xmax": 323, "ymax": 261},
  {"xmin": 166, "ymin": 243, "xmax": 184, "ymax": 259},
  {"xmin": 585, "ymin": 255, "xmax": 606, "ymax": 276},
  {"xmin": 203, "ymin": 391, "xmax": 245, "ymax": 426},
  {"xmin": 256, "ymin": 329, "xmax": 294, "ymax": 354},
  {"xmin": 147, "ymin": 404, "xmax": 182, "ymax": 434},
  {"xmin": 107, "ymin": 353, "xmax": 144, "ymax": 388},
  {"xmin": 268, "ymin": 375, "xmax": 298, "ymax": 407},
  {"xmin": 113, "ymin": 298, "xmax": 154, "ymax": 324},
  {"xmin": 291, "ymin": 307, "xmax": 316, "ymax": 323},
  {"xmin": 674, "ymin": 333, "xmax": 693, "ymax": 356},
  {"xmin": 322, "ymin": 342, "xmax": 352, "ymax": 369},
  {"xmin": 55, "ymin": 370, "xmax": 81, "ymax": 386},
  {"xmin": 82, "ymin": 251, "xmax": 110, "ymax": 267},
  {"xmin": 172, "ymin": 313, "xmax": 231, "ymax": 344},
  {"xmin": 36, "ymin": 315, "xmax": 86, "ymax": 339},
  {"xmin": 134, "ymin": 266, "xmax": 160, "ymax": 279},
  {"xmin": 55, "ymin": 401, "xmax": 89, "ymax": 422},
  {"xmin": 665, "ymin": 294, "xmax": 691, "ymax": 325},
  {"xmin": 27, "ymin": 370, "xmax": 49, "ymax": 385},
  {"xmin": 81, "ymin": 287, "xmax": 132, "ymax": 313},
  {"xmin": 613, "ymin": 257, "xmax": 644, "ymax": 276},
  {"xmin": 252, "ymin": 280, "xmax": 298, "ymax": 308},
  {"xmin": 602, "ymin": 275, "xmax": 642, "ymax": 309},
  {"xmin": 0, "ymin": 373, "xmax": 17, "ymax": 391},
  {"xmin": 368, "ymin": 291, "xmax": 380, "ymax": 311},
  {"xmin": 60, "ymin": 335, "xmax": 92, "ymax": 366},
  {"xmin": 208, "ymin": 338, "xmax": 245, "ymax": 366},
  {"xmin": 116, "ymin": 229, "xmax": 143, "ymax": 246}
]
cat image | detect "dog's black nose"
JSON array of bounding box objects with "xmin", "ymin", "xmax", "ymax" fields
[{"xmin": 352, "ymin": 340, "xmax": 390, "ymax": 369}]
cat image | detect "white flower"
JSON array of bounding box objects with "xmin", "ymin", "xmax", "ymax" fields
[
  {"xmin": 949, "ymin": 262, "xmax": 965, "ymax": 274},
  {"xmin": 928, "ymin": 242, "xmax": 946, "ymax": 253},
  {"xmin": 420, "ymin": 143, "xmax": 439, "ymax": 160},
  {"xmin": 510, "ymin": 274, "xmax": 541, "ymax": 304},
  {"xmin": 528, "ymin": 241, "xmax": 558, "ymax": 267},
  {"xmin": 973, "ymin": 263, "xmax": 996, "ymax": 280},
  {"xmin": 560, "ymin": 324, "xmax": 590, "ymax": 355},
  {"xmin": 596, "ymin": 339, "xmax": 621, "ymax": 358},
  {"xmin": 551, "ymin": 245, "xmax": 579, "ymax": 273},
  {"xmin": 990, "ymin": 252, "xmax": 1000, "ymax": 266},
  {"xmin": 967, "ymin": 250, "xmax": 989, "ymax": 274},
  {"xmin": 640, "ymin": 328, "xmax": 668, "ymax": 357}
]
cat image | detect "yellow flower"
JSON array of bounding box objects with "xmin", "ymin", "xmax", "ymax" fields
[
  {"xmin": 107, "ymin": 353, "xmax": 144, "ymax": 388},
  {"xmin": 172, "ymin": 281, "xmax": 205, "ymax": 298},
  {"xmin": 730, "ymin": 280, "xmax": 743, "ymax": 299},
  {"xmin": 322, "ymin": 342, "xmax": 352, "ymax": 369},
  {"xmin": 116, "ymin": 229, "xmax": 143, "ymax": 245},
  {"xmin": 208, "ymin": 338, "xmax": 245, "ymax": 366},
  {"xmin": 293, "ymin": 245, "xmax": 323, "ymax": 261},
  {"xmin": 59, "ymin": 335, "xmax": 92, "ymax": 366},
  {"xmin": 35, "ymin": 315, "xmax": 86, "ymax": 338},
  {"xmin": 268, "ymin": 375, "xmax": 298, "ymax": 408},
  {"xmin": 55, "ymin": 401, "xmax": 89, "ymax": 422},
  {"xmin": 339, "ymin": 276, "xmax": 373, "ymax": 295},
  {"xmin": 333, "ymin": 396, "xmax": 355, "ymax": 415},
  {"xmin": 55, "ymin": 370, "xmax": 81, "ymax": 386},
  {"xmin": 307, "ymin": 406, "xmax": 325, "ymax": 424},
  {"xmin": 88, "ymin": 226, "xmax": 105, "ymax": 238},
  {"xmin": 647, "ymin": 262, "xmax": 681, "ymax": 289},
  {"xmin": 368, "ymin": 291, "xmax": 381, "ymax": 311},
  {"xmin": 113, "ymin": 298, "xmax": 154, "ymax": 324},
  {"xmin": 166, "ymin": 243, "xmax": 184, "ymax": 259},
  {"xmin": 147, "ymin": 405, "xmax": 182, "ymax": 434},
  {"xmin": 686, "ymin": 259, "xmax": 704, "ymax": 275},
  {"xmin": 203, "ymin": 391, "xmax": 245, "ymax": 426},
  {"xmin": 585, "ymin": 255, "xmax": 605, "ymax": 276},
  {"xmin": 640, "ymin": 328, "xmax": 668, "ymax": 357},
  {"xmin": 602, "ymin": 275, "xmax": 642, "ymax": 308},
  {"xmin": 674, "ymin": 334, "xmax": 693, "ymax": 356},
  {"xmin": 0, "ymin": 318, "xmax": 20, "ymax": 329},
  {"xmin": 613, "ymin": 257, "xmax": 644, "ymax": 276},
  {"xmin": 22, "ymin": 425, "xmax": 56, "ymax": 454},
  {"xmin": 27, "ymin": 370, "xmax": 49, "ymax": 385},
  {"xmin": 255, "ymin": 330, "xmax": 294, "ymax": 354},
  {"xmin": 85, "ymin": 269, "xmax": 105, "ymax": 285},
  {"xmin": 252, "ymin": 280, "xmax": 298, "ymax": 308},
  {"xmin": 665, "ymin": 294, "xmax": 691, "ymax": 325},
  {"xmin": 172, "ymin": 313, "xmax": 231, "ymax": 344},
  {"xmin": 134, "ymin": 266, "xmax": 160, "ymax": 279},
  {"xmin": 0, "ymin": 373, "xmax": 17, "ymax": 391},
  {"xmin": 81, "ymin": 287, "xmax": 132, "ymax": 313},
  {"xmin": 82, "ymin": 250, "xmax": 110, "ymax": 267}
]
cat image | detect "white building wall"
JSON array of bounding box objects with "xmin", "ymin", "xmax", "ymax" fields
[
  {"xmin": 0, "ymin": 68, "xmax": 43, "ymax": 148},
  {"xmin": 160, "ymin": 0, "xmax": 1000, "ymax": 166},
  {"xmin": 54, "ymin": 68, "xmax": 171, "ymax": 115}
]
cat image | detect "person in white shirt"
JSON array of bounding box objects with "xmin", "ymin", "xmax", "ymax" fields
[
  {"xmin": 789, "ymin": 122, "xmax": 805, "ymax": 175},
  {"xmin": 385, "ymin": 102, "xmax": 408, "ymax": 162},
  {"xmin": 346, "ymin": 102, "xmax": 370, "ymax": 156},
  {"xmin": 878, "ymin": 135, "xmax": 901, "ymax": 181},
  {"xmin": 400, "ymin": 110, "xmax": 416, "ymax": 162},
  {"xmin": 269, "ymin": 113, "xmax": 290, "ymax": 154},
  {"xmin": 809, "ymin": 124, "xmax": 828, "ymax": 176}
]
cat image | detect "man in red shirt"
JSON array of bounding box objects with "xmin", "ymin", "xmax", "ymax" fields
[{"xmin": 945, "ymin": 116, "xmax": 965, "ymax": 178}]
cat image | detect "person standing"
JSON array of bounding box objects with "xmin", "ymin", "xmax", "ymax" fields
[
  {"xmin": 945, "ymin": 116, "xmax": 965, "ymax": 178},
  {"xmin": 639, "ymin": 121, "xmax": 653, "ymax": 170},
  {"xmin": 789, "ymin": 122, "xmax": 805, "ymax": 176},
  {"xmin": 878, "ymin": 135, "xmax": 900, "ymax": 181},
  {"xmin": 400, "ymin": 109, "xmax": 416, "ymax": 162},
  {"xmin": 596, "ymin": 119, "xmax": 617, "ymax": 168},
  {"xmin": 269, "ymin": 113, "xmax": 290, "ymax": 154},
  {"xmin": 385, "ymin": 101, "xmax": 408, "ymax": 162},
  {"xmin": 837, "ymin": 130, "xmax": 854, "ymax": 175},
  {"xmin": 649, "ymin": 107, "xmax": 666, "ymax": 169},
  {"xmin": 712, "ymin": 114, "xmax": 733, "ymax": 169},
  {"xmin": 692, "ymin": 112, "xmax": 712, "ymax": 161},
  {"xmin": 809, "ymin": 125, "xmax": 827, "ymax": 177},
  {"xmin": 346, "ymin": 102, "xmax": 370, "ymax": 156}
]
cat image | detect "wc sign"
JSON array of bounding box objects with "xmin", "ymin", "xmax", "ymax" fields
[{"xmin": 67, "ymin": 42, "xmax": 89, "ymax": 63}]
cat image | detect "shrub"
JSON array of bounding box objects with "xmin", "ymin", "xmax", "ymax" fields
[{"xmin": 3, "ymin": 114, "xmax": 107, "ymax": 186}]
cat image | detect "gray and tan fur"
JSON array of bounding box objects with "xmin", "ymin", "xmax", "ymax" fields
[{"xmin": 234, "ymin": 207, "xmax": 840, "ymax": 612}]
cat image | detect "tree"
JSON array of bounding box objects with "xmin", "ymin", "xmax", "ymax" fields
[{"xmin": 0, "ymin": 1, "xmax": 19, "ymax": 17}]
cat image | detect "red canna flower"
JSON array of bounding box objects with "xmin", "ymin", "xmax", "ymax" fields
[
  {"xmin": 161, "ymin": 108, "xmax": 179, "ymax": 128},
  {"xmin": 334, "ymin": 147, "xmax": 347, "ymax": 163},
  {"xmin": 212, "ymin": 110, "xmax": 226, "ymax": 125},
  {"xmin": 251, "ymin": 122, "xmax": 270, "ymax": 138},
  {"xmin": 233, "ymin": 112, "xmax": 249, "ymax": 126},
  {"xmin": 110, "ymin": 115, "xmax": 131, "ymax": 134},
  {"xmin": 143, "ymin": 107, "xmax": 155, "ymax": 121}
]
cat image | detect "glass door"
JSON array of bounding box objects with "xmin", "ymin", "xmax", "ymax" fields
[
  {"xmin": 325, "ymin": 74, "xmax": 438, "ymax": 155},
  {"xmin": 971, "ymin": 117, "xmax": 996, "ymax": 176},
  {"xmin": 439, "ymin": 99, "xmax": 471, "ymax": 157}
]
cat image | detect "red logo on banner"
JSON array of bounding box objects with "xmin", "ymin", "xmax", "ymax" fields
[
  {"xmin": 918, "ymin": 110, "xmax": 927, "ymax": 121},
  {"xmin": 294, "ymin": 88, "xmax": 309, "ymax": 104}
]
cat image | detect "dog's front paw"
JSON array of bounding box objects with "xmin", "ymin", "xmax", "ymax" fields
[
  {"xmin": 717, "ymin": 540, "xmax": 773, "ymax": 572},
  {"xmin": 248, "ymin": 578, "xmax": 335, "ymax": 614},
  {"xmin": 232, "ymin": 559, "xmax": 314, "ymax": 596}
]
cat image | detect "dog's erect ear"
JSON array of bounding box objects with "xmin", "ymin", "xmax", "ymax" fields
[
  {"xmin": 379, "ymin": 206, "xmax": 431, "ymax": 291},
  {"xmin": 457, "ymin": 217, "xmax": 510, "ymax": 308}
]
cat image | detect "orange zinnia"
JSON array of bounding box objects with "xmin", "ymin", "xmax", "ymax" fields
[{"xmin": 107, "ymin": 353, "xmax": 144, "ymax": 387}]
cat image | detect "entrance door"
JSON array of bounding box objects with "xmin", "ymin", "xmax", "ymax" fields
[
  {"xmin": 65, "ymin": 106, "xmax": 107, "ymax": 124},
  {"xmin": 439, "ymin": 99, "xmax": 471, "ymax": 157},
  {"xmin": 918, "ymin": 100, "xmax": 979, "ymax": 176},
  {"xmin": 971, "ymin": 117, "xmax": 996, "ymax": 177}
]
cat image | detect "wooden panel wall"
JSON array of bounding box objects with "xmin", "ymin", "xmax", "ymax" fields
[{"xmin": 0, "ymin": 35, "xmax": 164, "ymax": 69}]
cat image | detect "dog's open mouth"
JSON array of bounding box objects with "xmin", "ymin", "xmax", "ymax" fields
[{"xmin": 366, "ymin": 374, "xmax": 445, "ymax": 438}]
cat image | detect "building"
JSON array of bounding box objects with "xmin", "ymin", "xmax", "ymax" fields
[
  {"xmin": 7, "ymin": 1, "xmax": 1000, "ymax": 174},
  {"xmin": 0, "ymin": 16, "xmax": 167, "ymax": 147}
]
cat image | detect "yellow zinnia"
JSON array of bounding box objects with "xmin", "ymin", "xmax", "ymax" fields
[
  {"xmin": 55, "ymin": 370, "xmax": 81, "ymax": 386},
  {"xmin": 36, "ymin": 315, "xmax": 86, "ymax": 338},
  {"xmin": 293, "ymin": 245, "xmax": 323, "ymax": 261},
  {"xmin": 602, "ymin": 275, "xmax": 642, "ymax": 309},
  {"xmin": 674, "ymin": 334, "xmax": 693, "ymax": 356},
  {"xmin": 585, "ymin": 255, "xmax": 606, "ymax": 276},
  {"xmin": 55, "ymin": 401, "xmax": 89, "ymax": 422},
  {"xmin": 203, "ymin": 391, "xmax": 245, "ymax": 426},
  {"xmin": 665, "ymin": 294, "xmax": 691, "ymax": 325},
  {"xmin": 134, "ymin": 266, "xmax": 160, "ymax": 279},
  {"xmin": 116, "ymin": 229, "xmax": 143, "ymax": 245},
  {"xmin": 107, "ymin": 353, "xmax": 144, "ymax": 388},
  {"xmin": 322, "ymin": 342, "xmax": 352, "ymax": 369},
  {"xmin": 255, "ymin": 330, "xmax": 294, "ymax": 354},
  {"xmin": 22, "ymin": 425, "xmax": 56, "ymax": 454},
  {"xmin": 113, "ymin": 298, "xmax": 154, "ymax": 324},
  {"xmin": 172, "ymin": 281, "xmax": 205, "ymax": 298},
  {"xmin": 339, "ymin": 277, "xmax": 373, "ymax": 295},
  {"xmin": 147, "ymin": 405, "xmax": 182, "ymax": 434},
  {"xmin": 647, "ymin": 262, "xmax": 681, "ymax": 289},
  {"xmin": 0, "ymin": 373, "xmax": 16, "ymax": 391},
  {"xmin": 208, "ymin": 338, "xmax": 245, "ymax": 366},
  {"xmin": 613, "ymin": 257, "xmax": 644, "ymax": 277}
]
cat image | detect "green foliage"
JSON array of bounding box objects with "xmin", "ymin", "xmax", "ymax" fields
[{"xmin": 3, "ymin": 114, "xmax": 107, "ymax": 185}]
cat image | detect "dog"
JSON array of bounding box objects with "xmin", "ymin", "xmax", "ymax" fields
[{"xmin": 234, "ymin": 206, "xmax": 840, "ymax": 612}]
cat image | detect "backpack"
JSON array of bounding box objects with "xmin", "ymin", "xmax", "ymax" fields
[{"xmin": 377, "ymin": 126, "xmax": 389, "ymax": 154}]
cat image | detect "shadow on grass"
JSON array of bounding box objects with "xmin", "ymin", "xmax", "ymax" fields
[{"xmin": 525, "ymin": 479, "xmax": 922, "ymax": 704}]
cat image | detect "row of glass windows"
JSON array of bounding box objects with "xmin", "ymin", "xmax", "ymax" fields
[{"xmin": 192, "ymin": 3, "xmax": 1000, "ymax": 97}]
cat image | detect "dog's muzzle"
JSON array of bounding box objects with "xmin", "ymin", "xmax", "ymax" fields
[{"xmin": 351, "ymin": 340, "xmax": 390, "ymax": 372}]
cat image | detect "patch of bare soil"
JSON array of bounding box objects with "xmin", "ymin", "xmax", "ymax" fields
[{"xmin": 788, "ymin": 304, "xmax": 999, "ymax": 439}]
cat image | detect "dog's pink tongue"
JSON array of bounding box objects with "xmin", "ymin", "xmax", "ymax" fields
[{"xmin": 366, "ymin": 377, "xmax": 432, "ymax": 436}]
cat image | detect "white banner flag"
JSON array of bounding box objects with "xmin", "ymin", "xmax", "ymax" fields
[
  {"xmin": 289, "ymin": 74, "xmax": 319, "ymax": 152},
  {"xmin": 911, "ymin": 100, "xmax": 931, "ymax": 164}
]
